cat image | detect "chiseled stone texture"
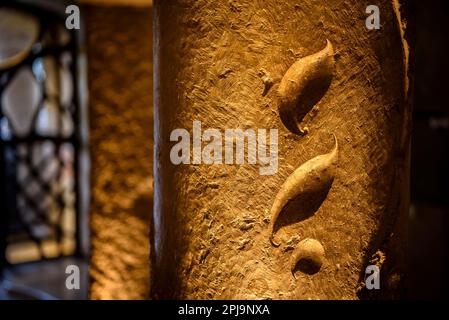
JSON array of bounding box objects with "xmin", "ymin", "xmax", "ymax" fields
[
  {"xmin": 85, "ymin": 5, "xmax": 153, "ymax": 300},
  {"xmin": 153, "ymin": 0, "xmax": 409, "ymax": 299}
]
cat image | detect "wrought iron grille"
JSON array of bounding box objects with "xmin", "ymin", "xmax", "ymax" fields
[{"xmin": 0, "ymin": 2, "xmax": 88, "ymax": 271}]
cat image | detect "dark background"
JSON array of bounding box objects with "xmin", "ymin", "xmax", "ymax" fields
[{"xmin": 409, "ymin": 0, "xmax": 449, "ymax": 299}]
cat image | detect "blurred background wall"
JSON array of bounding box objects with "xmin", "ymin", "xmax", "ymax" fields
[
  {"xmin": 0, "ymin": 0, "xmax": 153, "ymax": 300},
  {"xmin": 82, "ymin": 0, "xmax": 153, "ymax": 299}
]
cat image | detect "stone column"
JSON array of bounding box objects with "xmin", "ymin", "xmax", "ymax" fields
[{"xmin": 153, "ymin": 0, "xmax": 412, "ymax": 299}]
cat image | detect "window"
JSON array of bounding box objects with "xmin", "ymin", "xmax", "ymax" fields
[{"xmin": 0, "ymin": 2, "xmax": 89, "ymax": 272}]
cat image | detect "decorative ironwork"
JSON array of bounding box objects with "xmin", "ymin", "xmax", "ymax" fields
[{"xmin": 0, "ymin": 2, "xmax": 88, "ymax": 270}]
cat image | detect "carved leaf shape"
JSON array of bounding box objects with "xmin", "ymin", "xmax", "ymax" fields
[
  {"xmin": 269, "ymin": 134, "xmax": 338, "ymax": 246},
  {"xmin": 278, "ymin": 40, "xmax": 335, "ymax": 135},
  {"xmin": 290, "ymin": 238, "xmax": 325, "ymax": 277}
]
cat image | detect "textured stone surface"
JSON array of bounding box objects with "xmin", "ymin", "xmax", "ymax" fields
[
  {"xmin": 85, "ymin": 6, "xmax": 153, "ymax": 300},
  {"xmin": 153, "ymin": 0, "xmax": 410, "ymax": 299}
]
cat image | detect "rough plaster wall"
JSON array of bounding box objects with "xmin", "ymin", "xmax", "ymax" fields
[
  {"xmin": 86, "ymin": 6, "xmax": 153, "ymax": 299},
  {"xmin": 153, "ymin": 0, "xmax": 410, "ymax": 299}
]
